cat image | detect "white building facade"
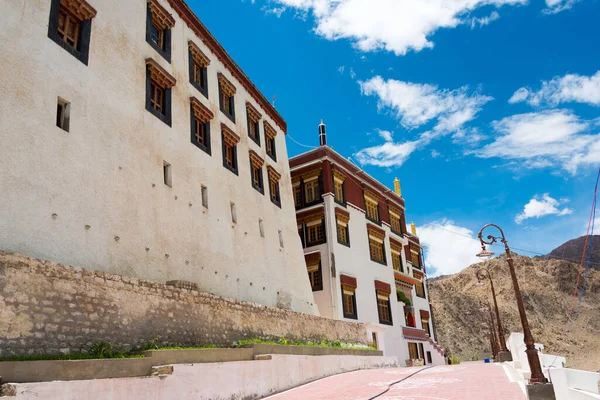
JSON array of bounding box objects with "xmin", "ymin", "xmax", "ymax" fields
[
  {"xmin": 290, "ymin": 126, "xmax": 445, "ymax": 364},
  {"xmin": 0, "ymin": 0, "xmax": 318, "ymax": 315}
]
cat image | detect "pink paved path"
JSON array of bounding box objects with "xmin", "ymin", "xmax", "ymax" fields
[{"xmin": 265, "ymin": 362, "xmax": 525, "ymax": 400}]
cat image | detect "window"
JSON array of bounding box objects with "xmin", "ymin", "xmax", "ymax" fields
[
  {"xmin": 410, "ymin": 246, "xmax": 421, "ymax": 268},
  {"xmin": 145, "ymin": 59, "xmax": 175, "ymax": 126},
  {"xmin": 371, "ymin": 332, "xmax": 378, "ymax": 350},
  {"xmin": 264, "ymin": 122, "xmax": 277, "ymax": 161},
  {"xmin": 218, "ymin": 73, "xmax": 236, "ymax": 122},
  {"xmin": 419, "ymin": 343, "xmax": 425, "ymax": 360},
  {"xmin": 306, "ymin": 258, "xmax": 323, "ymax": 291},
  {"xmin": 48, "ymin": 0, "xmax": 95, "ymax": 64},
  {"xmin": 163, "ymin": 161, "xmax": 172, "ymax": 187},
  {"xmin": 56, "ymin": 98, "xmax": 70, "ymax": 132},
  {"xmin": 267, "ymin": 166, "xmax": 281, "ymax": 207},
  {"xmin": 422, "ymin": 317, "xmax": 431, "ymax": 337},
  {"xmin": 427, "ymin": 351, "xmax": 432, "ymax": 364},
  {"xmin": 221, "ymin": 124, "xmax": 240, "ymax": 175},
  {"xmin": 249, "ymin": 151, "xmax": 264, "ymax": 194},
  {"xmin": 391, "ymin": 241, "xmax": 403, "ymax": 272},
  {"xmin": 415, "ymin": 279, "xmax": 426, "ymax": 299},
  {"xmin": 201, "ymin": 185, "xmax": 208, "ymax": 209},
  {"xmin": 293, "ymin": 184, "xmax": 302, "ymax": 208},
  {"xmin": 279, "ymin": 230, "xmax": 284, "ymax": 248},
  {"xmin": 146, "ymin": 0, "xmax": 174, "ymax": 62},
  {"xmin": 190, "ymin": 97, "xmax": 213, "ymax": 154},
  {"xmin": 188, "ymin": 41, "xmax": 209, "ymax": 97},
  {"xmin": 230, "ymin": 202, "xmax": 237, "ymax": 224},
  {"xmin": 304, "ymin": 179, "xmax": 320, "ymax": 204},
  {"xmin": 408, "ymin": 343, "xmax": 419, "ymax": 360},
  {"xmin": 307, "ymin": 224, "xmax": 324, "ymax": 245},
  {"xmin": 336, "ymin": 213, "xmax": 350, "ymax": 247},
  {"xmin": 333, "ymin": 170, "xmax": 346, "ymax": 204},
  {"xmin": 368, "ymin": 229, "xmax": 386, "ymax": 264},
  {"xmin": 246, "ymin": 103, "xmax": 262, "ymax": 146},
  {"xmin": 298, "ymin": 214, "xmax": 326, "ymax": 248},
  {"xmin": 259, "ymin": 219, "xmax": 264, "ymax": 238},
  {"xmin": 377, "ymin": 297, "xmax": 392, "ymax": 325},
  {"xmin": 365, "ymin": 196, "xmax": 380, "ymax": 223},
  {"xmin": 390, "ymin": 210, "xmax": 403, "ymax": 235},
  {"xmin": 341, "ymin": 278, "xmax": 358, "ymax": 319}
]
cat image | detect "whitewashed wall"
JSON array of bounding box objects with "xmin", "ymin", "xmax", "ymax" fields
[{"xmin": 0, "ymin": 0, "xmax": 317, "ymax": 315}]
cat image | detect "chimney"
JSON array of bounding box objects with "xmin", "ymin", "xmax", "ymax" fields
[
  {"xmin": 411, "ymin": 222, "xmax": 417, "ymax": 236},
  {"xmin": 319, "ymin": 120, "xmax": 327, "ymax": 146},
  {"xmin": 394, "ymin": 178, "xmax": 402, "ymax": 197}
]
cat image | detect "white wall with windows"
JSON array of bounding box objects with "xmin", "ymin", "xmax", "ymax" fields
[{"xmin": 0, "ymin": 0, "xmax": 318, "ymax": 315}]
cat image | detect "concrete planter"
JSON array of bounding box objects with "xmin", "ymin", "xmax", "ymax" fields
[{"xmin": 244, "ymin": 343, "xmax": 383, "ymax": 357}]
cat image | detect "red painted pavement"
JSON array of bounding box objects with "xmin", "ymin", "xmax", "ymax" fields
[{"xmin": 265, "ymin": 362, "xmax": 525, "ymax": 400}]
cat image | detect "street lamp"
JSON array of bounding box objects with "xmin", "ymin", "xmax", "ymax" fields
[
  {"xmin": 480, "ymin": 302, "xmax": 499, "ymax": 359},
  {"xmin": 475, "ymin": 262, "xmax": 512, "ymax": 362},
  {"xmin": 477, "ymin": 224, "xmax": 549, "ymax": 385}
]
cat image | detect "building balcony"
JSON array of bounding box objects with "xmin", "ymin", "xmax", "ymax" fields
[{"xmin": 402, "ymin": 326, "xmax": 429, "ymax": 342}]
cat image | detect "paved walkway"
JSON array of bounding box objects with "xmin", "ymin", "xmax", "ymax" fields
[{"xmin": 265, "ymin": 362, "xmax": 525, "ymax": 400}]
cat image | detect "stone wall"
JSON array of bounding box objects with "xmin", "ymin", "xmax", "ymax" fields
[{"xmin": 0, "ymin": 252, "xmax": 367, "ymax": 357}]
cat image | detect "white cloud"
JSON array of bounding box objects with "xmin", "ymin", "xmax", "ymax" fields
[
  {"xmin": 418, "ymin": 220, "xmax": 483, "ymax": 277},
  {"xmin": 337, "ymin": 65, "xmax": 345, "ymax": 74},
  {"xmin": 509, "ymin": 71, "xmax": 600, "ymax": 107},
  {"xmin": 470, "ymin": 11, "xmax": 500, "ymax": 28},
  {"xmin": 259, "ymin": 0, "xmax": 526, "ymax": 56},
  {"xmin": 543, "ymin": 0, "xmax": 581, "ymax": 13},
  {"xmin": 515, "ymin": 194, "xmax": 573, "ymax": 224},
  {"xmin": 431, "ymin": 149, "xmax": 441, "ymax": 158},
  {"xmin": 477, "ymin": 110, "xmax": 600, "ymax": 173},
  {"xmin": 359, "ymin": 76, "xmax": 492, "ymax": 134},
  {"xmin": 378, "ymin": 129, "xmax": 393, "ymax": 142},
  {"xmin": 354, "ymin": 140, "xmax": 420, "ymax": 167}
]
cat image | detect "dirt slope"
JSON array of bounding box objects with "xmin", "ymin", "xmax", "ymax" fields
[{"xmin": 429, "ymin": 253, "xmax": 600, "ymax": 371}]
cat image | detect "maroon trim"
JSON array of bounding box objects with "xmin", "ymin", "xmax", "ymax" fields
[
  {"xmin": 304, "ymin": 252, "xmax": 320, "ymax": 264},
  {"xmin": 402, "ymin": 327, "xmax": 429, "ymax": 341},
  {"xmin": 166, "ymin": 0, "xmax": 287, "ymax": 132},
  {"xmin": 334, "ymin": 207, "xmax": 350, "ymax": 219},
  {"xmin": 322, "ymin": 160, "xmax": 333, "ymax": 194},
  {"xmin": 420, "ymin": 310, "xmax": 430, "ymax": 319},
  {"xmin": 366, "ymin": 223, "xmax": 386, "ymax": 236},
  {"xmin": 296, "ymin": 207, "xmax": 325, "ymax": 221},
  {"xmin": 389, "ymin": 237, "xmax": 403, "ymax": 249},
  {"xmin": 290, "ymin": 164, "xmax": 323, "ymax": 180},
  {"xmin": 340, "ymin": 274, "xmax": 357, "ymax": 288},
  {"xmin": 374, "ymin": 280, "xmax": 391, "ymax": 294}
]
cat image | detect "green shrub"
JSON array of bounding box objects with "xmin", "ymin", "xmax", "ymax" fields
[{"xmin": 450, "ymin": 355, "xmax": 461, "ymax": 364}]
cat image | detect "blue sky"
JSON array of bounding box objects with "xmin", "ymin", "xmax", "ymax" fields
[{"xmin": 190, "ymin": 0, "xmax": 600, "ymax": 276}]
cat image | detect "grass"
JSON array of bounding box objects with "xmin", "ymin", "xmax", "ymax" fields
[{"xmin": 1, "ymin": 337, "xmax": 376, "ymax": 362}]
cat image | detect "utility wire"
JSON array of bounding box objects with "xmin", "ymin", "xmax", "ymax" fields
[{"xmin": 286, "ymin": 133, "xmax": 318, "ymax": 149}]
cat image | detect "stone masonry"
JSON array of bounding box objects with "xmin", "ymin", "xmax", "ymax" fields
[{"xmin": 0, "ymin": 252, "xmax": 368, "ymax": 357}]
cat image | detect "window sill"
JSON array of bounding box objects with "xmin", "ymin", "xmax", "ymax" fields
[
  {"xmin": 370, "ymin": 258, "xmax": 387, "ymax": 266},
  {"xmin": 378, "ymin": 320, "xmax": 393, "ymax": 326},
  {"xmin": 249, "ymin": 134, "xmax": 261, "ymax": 147},
  {"xmin": 147, "ymin": 37, "xmax": 170, "ymax": 63},
  {"xmin": 146, "ymin": 106, "xmax": 171, "ymax": 127},
  {"xmin": 191, "ymin": 141, "xmax": 211, "ymax": 155},
  {"xmin": 337, "ymin": 240, "xmax": 351, "ymax": 248},
  {"xmin": 270, "ymin": 198, "xmax": 282, "ymax": 208},
  {"xmin": 334, "ymin": 199, "xmax": 347, "ymax": 207},
  {"xmin": 305, "ymin": 239, "xmax": 327, "ymax": 248},
  {"xmin": 366, "ymin": 217, "xmax": 382, "ymax": 226},
  {"xmin": 343, "ymin": 314, "xmax": 358, "ymax": 320},
  {"xmin": 252, "ymin": 184, "xmax": 264, "ymax": 195},
  {"xmin": 191, "ymin": 80, "xmax": 208, "ymax": 99},
  {"xmin": 312, "ymin": 287, "xmax": 323, "ymax": 292},
  {"xmin": 223, "ymin": 163, "xmax": 239, "ymax": 176},
  {"xmin": 297, "ymin": 199, "xmax": 324, "ymax": 210},
  {"xmin": 267, "ymin": 152, "xmax": 277, "ymax": 162},
  {"xmin": 221, "ymin": 109, "xmax": 236, "ymax": 123},
  {"xmin": 48, "ymin": 34, "xmax": 88, "ymax": 65}
]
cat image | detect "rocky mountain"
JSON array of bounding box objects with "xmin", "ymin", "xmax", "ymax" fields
[
  {"xmin": 429, "ymin": 252, "xmax": 600, "ymax": 371},
  {"xmin": 548, "ymin": 235, "xmax": 600, "ymax": 270}
]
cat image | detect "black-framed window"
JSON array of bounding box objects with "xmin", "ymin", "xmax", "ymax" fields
[
  {"xmin": 408, "ymin": 343, "xmax": 419, "ymax": 360},
  {"xmin": 376, "ymin": 292, "xmax": 393, "ymax": 325},
  {"xmin": 293, "ymin": 175, "xmax": 324, "ymax": 210},
  {"xmin": 419, "ymin": 343, "xmax": 425, "ymax": 360},
  {"xmin": 298, "ymin": 219, "xmax": 327, "ymax": 248},
  {"xmin": 365, "ymin": 196, "xmax": 381, "ymax": 225},
  {"xmin": 190, "ymin": 105, "xmax": 211, "ymax": 155},
  {"xmin": 337, "ymin": 218, "xmax": 350, "ymax": 247},
  {"xmin": 219, "ymin": 78, "xmax": 236, "ymax": 122},
  {"xmin": 146, "ymin": 2, "xmax": 172, "ymax": 62},
  {"xmin": 189, "ymin": 51, "xmax": 208, "ymax": 98},
  {"xmin": 307, "ymin": 261, "xmax": 323, "ymax": 291},
  {"xmin": 248, "ymin": 117, "xmax": 261, "ymax": 146},
  {"xmin": 268, "ymin": 177, "xmax": 281, "ymax": 208},
  {"xmin": 145, "ymin": 68, "xmax": 172, "ymax": 126},
  {"xmin": 250, "ymin": 158, "xmax": 264, "ymax": 194},
  {"xmin": 342, "ymin": 286, "xmax": 358, "ymax": 319},
  {"xmin": 334, "ymin": 179, "xmax": 346, "ymax": 206},
  {"xmin": 48, "ymin": 0, "xmax": 94, "ymax": 65},
  {"xmin": 222, "ymin": 135, "xmax": 238, "ymax": 175},
  {"xmin": 266, "ymin": 135, "xmax": 277, "ymax": 161},
  {"xmin": 390, "ymin": 212, "xmax": 404, "ymax": 236},
  {"xmin": 368, "ymin": 236, "xmax": 387, "ymax": 265},
  {"xmin": 415, "ymin": 280, "xmax": 426, "ymax": 299}
]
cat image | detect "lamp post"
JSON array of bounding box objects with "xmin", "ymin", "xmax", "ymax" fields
[
  {"xmin": 475, "ymin": 265, "xmax": 511, "ymax": 361},
  {"xmin": 481, "ymin": 301, "xmax": 499, "ymax": 359},
  {"xmin": 477, "ymin": 223, "xmax": 548, "ymax": 384}
]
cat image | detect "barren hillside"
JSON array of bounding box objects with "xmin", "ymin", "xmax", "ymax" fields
[{"xmin": 429, "ymin": 253, "xmax": 600, "ymax": 371}]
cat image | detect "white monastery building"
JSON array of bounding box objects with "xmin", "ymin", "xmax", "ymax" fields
[
  {"xmin": 0, "ymin": 0, "xmax": 318, "ymax": 315},
  {"xmin": 290, "ymin": 123, "xmax": 446, "ymax": 365}
]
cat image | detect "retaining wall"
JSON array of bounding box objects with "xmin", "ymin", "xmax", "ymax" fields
[{"xmin": 0, "ymin": 252, "xmax": 368, "ymax": 357}]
